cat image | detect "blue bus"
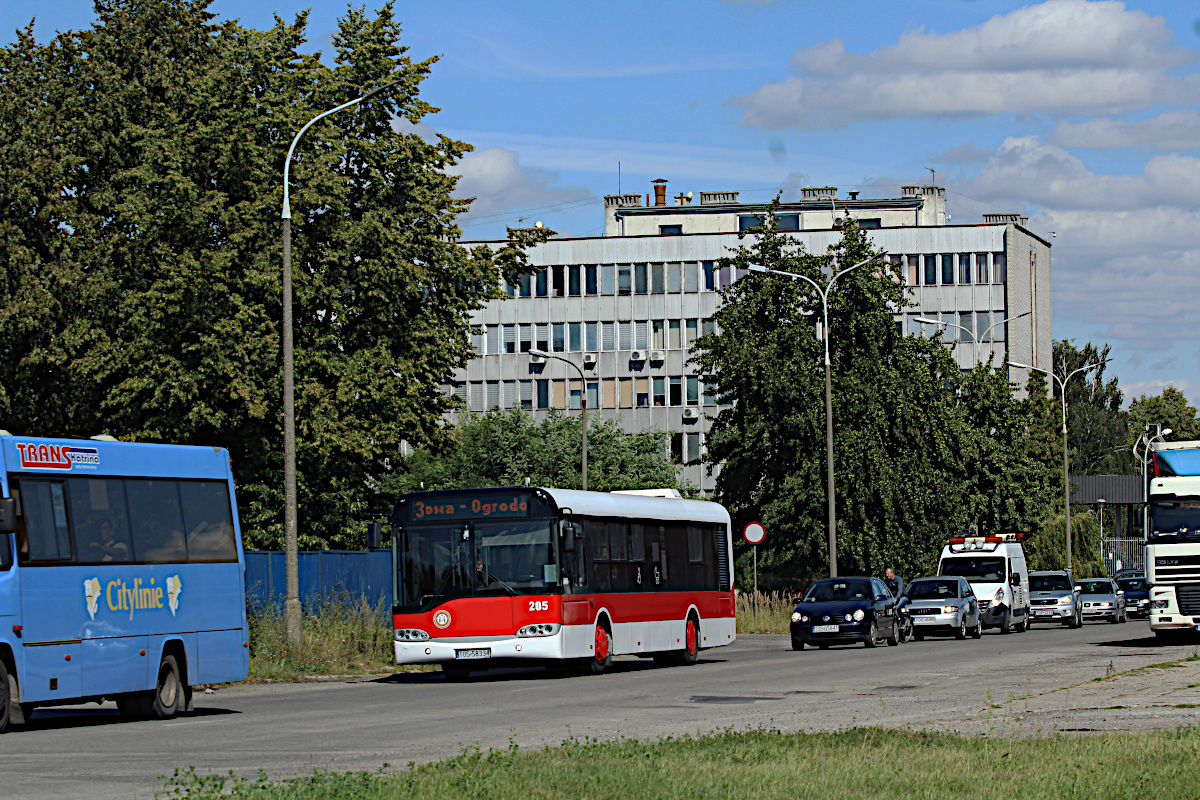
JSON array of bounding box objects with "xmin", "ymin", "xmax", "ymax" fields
[{"xmin": 0, "ymin": 435, "xmax": 249, "ymax": 732}]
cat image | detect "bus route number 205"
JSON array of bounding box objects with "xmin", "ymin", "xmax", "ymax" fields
[{"xmin": 528, "ymin": 600, "xmax": 549, "ymax": 612}]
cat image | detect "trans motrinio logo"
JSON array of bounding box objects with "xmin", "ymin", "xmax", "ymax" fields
[
  {"xmin": 84, "ymin": 575, "xmax": 183, "ymax": 620},
  {"xmin": 16, "ymin": 441, "xmax": 100, "ymax": 471}
]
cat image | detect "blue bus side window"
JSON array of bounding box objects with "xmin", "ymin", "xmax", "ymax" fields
[
  {"xmin": 20, "ymin": 480, "xmax": 73, "ymax": 561},
  {"xmin": 126, "ymin": 480, "xmax": 188, "ymax": 563},
  {"xmin": 179, "ymin": 481, "xmax": 237, "ymax": 562},
  {"xmin": 67, "ymin": 478, "xmax": 134, "ymax": 564}
]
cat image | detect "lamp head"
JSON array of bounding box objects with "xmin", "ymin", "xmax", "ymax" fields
[{"xmin": 528, "ymin": 348, "xmax": 550, "ymax": 358}]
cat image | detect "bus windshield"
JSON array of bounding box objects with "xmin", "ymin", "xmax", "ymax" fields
[
  {"xmin": 399, "ymin": 519, "xmax": 556, "ymax": 612},
  {"xmin": 1149, "ymin": 501, "xmax": 1200, "ymax": 543}
]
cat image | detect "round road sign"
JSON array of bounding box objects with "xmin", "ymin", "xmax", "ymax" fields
[{"xmin": 743, "ymin": 521, "xmax": 766, "ymax": 546}]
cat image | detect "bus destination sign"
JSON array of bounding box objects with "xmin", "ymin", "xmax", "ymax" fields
[{"xmin": 411, "ymin": 495, "xmax": 531, "ymax": 522}]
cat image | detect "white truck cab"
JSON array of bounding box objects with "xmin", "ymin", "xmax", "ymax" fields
[{"xmin": 937, "ymin": 534, "xmax": 1030, "ymax": 634}]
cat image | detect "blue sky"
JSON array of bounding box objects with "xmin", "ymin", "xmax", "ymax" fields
[{"xmin": 5, "ymin": 0, "xmax": 1200, "ymax": 404}]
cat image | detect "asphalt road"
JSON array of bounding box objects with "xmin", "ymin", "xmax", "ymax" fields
[{"xmin": 2, "ymin": 618, "xmax": 1195, "ymax": 800}]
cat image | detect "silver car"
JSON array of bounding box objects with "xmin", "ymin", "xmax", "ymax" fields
[
  {"xmin": 1077, "ymin": 577, "xmax": 1127, "ymax": 623},
  {"xmin": 904, "ymin": 577, "xmax": 981, "ymax": 640},
  {"xmin": 1028, "ymin": 570, "xmax": 1081, "ymax": 627}
]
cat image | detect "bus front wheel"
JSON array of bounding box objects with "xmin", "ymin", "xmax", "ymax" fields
[
  {"xmin": 590, "ymin": 621, "xmax": 612, "ymax": 675},
  {"xmin": 0, "ymin": 658, "xmax": 14, "ymax": 733}
]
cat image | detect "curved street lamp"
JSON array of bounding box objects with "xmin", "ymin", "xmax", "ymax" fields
[
  {"xmin": 747, "ymin": 253, "xmax": 886, "ymax": 578},
  {"xmin": 280, "ymin": 81, "xmax": 399, "ymax": 644},
  {"xmin": 529, "ymin": 349, "xmax": 588, "ymax": 491},
  {"xmin": 1008, "ymin": 358, "xmax": 1109, "ymax": 571},
  {"xmin": 914, "ymin": 311, "xmax": 1031, "ymax": 366}
]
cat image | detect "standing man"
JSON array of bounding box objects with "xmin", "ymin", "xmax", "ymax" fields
[{"xmin": 884, "ymin": 567, "xmax": 905, "ymax": 599}]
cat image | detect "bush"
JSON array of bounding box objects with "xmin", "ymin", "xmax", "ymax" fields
[{"xmin": 248, "ymin": 593, "xmax": 396, "ymax": 680}]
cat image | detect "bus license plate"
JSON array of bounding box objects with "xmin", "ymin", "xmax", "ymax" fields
[
  {"xmin": 455, "ymin": 648, "xmax": 491, "ymax": 660},
  {"xmin": 812, "ymin": 625, "xmax": 839, "ymax": 633}
]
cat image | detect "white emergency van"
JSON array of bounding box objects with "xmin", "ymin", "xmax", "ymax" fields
[{"xmin": 937, "ymin": 534, "xmax": 1030, "ymax": 633}]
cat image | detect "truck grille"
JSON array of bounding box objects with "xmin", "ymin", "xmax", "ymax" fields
[
  {"xmin": 1154, "ymin": 554, "xmax": 1200, "ymax": 584},
  {"xmin": 1177, "ymin": 586, "xmax": 1200, "ymax": 616}
]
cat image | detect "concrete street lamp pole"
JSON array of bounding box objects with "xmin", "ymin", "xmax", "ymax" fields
[
  {"xmin": 280, "ymin": 81, "xmax": 398, "ymax": 644},
  {"xmin": 529, "ymin": 349, "xmax": 588, "ymax": 491},
  {"xmin": 1008, "ymin": 359, "xmax": 1108, "ymax": 572},
  {"xmin": 748, "ymin": 253, "xmax": 883, "ymax": 578}
]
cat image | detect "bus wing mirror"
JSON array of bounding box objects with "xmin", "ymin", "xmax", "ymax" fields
[
  {"xmin": 563, "ymin": 523, "xmax": 578, "ymax": 553},
  {"xmin": 0, "ymin": 497, "xmax": 14, "ymax": 533},
  {"xmin": 367, "ymin": 522, "xmax": 383, "ymax": 550}
]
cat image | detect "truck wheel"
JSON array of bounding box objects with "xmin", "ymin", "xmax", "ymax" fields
[{"xmin": 1000, "ymin": 611, "xmax": 1011, "ymax": 634}]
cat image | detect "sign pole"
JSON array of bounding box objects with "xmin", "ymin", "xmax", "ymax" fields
[
  {"xmin": 742, "ymin": 521, "xmax": 767, "ymax": 628},
  {"xmin": 753, "ymin": 545, "xmax": 758, "ymax": 623}
]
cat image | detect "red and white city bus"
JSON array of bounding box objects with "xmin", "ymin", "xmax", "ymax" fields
[{"xmin": 391, "ymin": 486, "xmax": 735, "ymax": 679}]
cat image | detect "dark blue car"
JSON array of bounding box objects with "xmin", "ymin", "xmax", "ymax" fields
[
  {"xmin": 1117, "ymin": 575, "xmax": 1150, "ymax": 617},
  {"xmin": 789, "ymin": 577, "xmax": 899, "ymax": 650}
]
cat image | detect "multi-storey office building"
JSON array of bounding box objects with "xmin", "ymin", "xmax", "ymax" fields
[{"xmin": 452, "ymin": 183, "xmax": 1051, "ymax": 493}]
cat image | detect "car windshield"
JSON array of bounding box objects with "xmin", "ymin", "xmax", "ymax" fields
[
  {"xmin": 1078, "ymin": 580, "xmax": 1114, "ymax": 594},
  {"xmin": 397, "ymin": 519, "xmax": 556, "ymax": 612},
  {"xmin": 906, "ymin": 579, "xmax": 960, "ymax": 600},
  {"xmin": 940, "ymin": 557, "xmax": 1005, "ymax": 582},
  {"xmin": 1117, "ymin": 578, "xmax": 1147, "ymax": 592},
  {"xmin": 1030, "ymin": 574, "xmax": 1072, "ymax": 591},
  {"xmin": 1149, "ymin": 501, "xmax": 1200, "ymax": 542},
  {"xmin": 802, "ymin": 579, "xmax": 872, "ymax": 603}
]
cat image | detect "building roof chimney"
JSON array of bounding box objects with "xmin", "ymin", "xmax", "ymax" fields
[{"xmin": 652, "ymin": 178, "xmax": 668, "ymax": 207}]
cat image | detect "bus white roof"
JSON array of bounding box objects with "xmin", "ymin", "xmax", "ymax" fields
[{"xmin": 541, "ymin": 487, "xmax": 730, "ymax": 525}]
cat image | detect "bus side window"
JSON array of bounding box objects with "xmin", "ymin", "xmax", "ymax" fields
[
  {"xmin": 126, "ymin": 479, "xmax": 188, "ymax": 562},
  {"xmin": 179, "ymin": 481, "xmax": 237, "ymax": 561},
  {"xmin": 589, "ymin": 520, "xmax": 610, "ymax": 590},
  {"xmin": 19, "ymin": 480, "xmax": 73, "ymax": 562},
  {"xmin": 67, "ymin": 478, "xmax": 133, "ymax": 563},
  {"xmin": 629, "ymin": 524, "xmax": 644, "ymax": 563}
]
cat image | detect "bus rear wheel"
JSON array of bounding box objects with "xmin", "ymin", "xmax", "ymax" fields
[
  {"xmin": 151, "ymin": 654, "xmax": 183, "ymax": 719},
  {"xmin": 0, "ymin": 659, "xmax": 13, "ymax": 733},
  {"xmin": 590, "ymin": 621, "xmax": 613, "ymax": 675}
]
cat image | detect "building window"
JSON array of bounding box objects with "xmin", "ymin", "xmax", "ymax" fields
[
  {"xmin": 518, "ymin": 273, "xmax": 531, "ymax": 298},
  {"xmin": 601, "ymin": 264, "xmax": 615, "ymax": 295},
  {"xmin": 552, "ymin": 323, "xmax": 566, "ymax": 353},
  {"xmin": 993, "ymin": 312, "xmax": 1007, "ymax": 342},
  {"xmin": 471, "ymin": 330, "xmax": 483, "ymax": 355},
  {"xmin": 602, "ymin": 322, "xmax": 615, "ymax": 351},
  {"xmin": 958, "ymin": 253, "xmax": 971, "ymax": 284},
  {"xmin": 670, "ymin": 433, "xmax": 684, "ymax": 463},
  {"xmin": 552, "ymin": 380, "xmax": 566, "ymax": 409},
  {"xmin": 857, "ymin": 218, "xmax": 881, "ymax": 229},
  {"xmin": 941, "ymin": 254, "xmax": 954, "ymax": 285},
  {"xmin": 653, "ymin": 377, "xmax": 666, "ymax": 407},
  {"xmin": 618, "ymin": 377, "xmax": 633, "ymax": 408},
  {"xmin": 976, "ymin": 253, "xmax": 990, "ymax": 284},
  {"xmin": 652, "ymin": 320, "xmax": 666, "ymax": 349},
  {"xmin": 602, "ymin": 378, "xmax": 616, "ymax": 408},
  {"xmin": 719, "ymin": 264, "xmax": 733, "ymax": 290},
  {"xmin": 585, "ymin": 265, "xmax": 598, "ymax": 295},
  {"xmin": 907, "ymin": 255, "xmax": 920, "ymax": 286},
  {"xmin": 569, "ymin": 380, "xmax": 583, "ymax": 410},
  {"xmin": 686, "ymin": 432, "xmax": 701, "ymax": 463},
  {"xmin": 535, "ymin": 269, "xmax": 548, "ymax": 297},
  {"xmin": 668, "ymin": 263, "xmax": 682, "ymax": 293},
  {"xmin": 618, "ymin": 264, "xmax": 632, "ymax": 296},
  {"xmin": 586, "ymin": 381, "xmax": 599, "ymax": 409},
  {"xmin": 686, "ymin": 376, "xmax": 699, "ymax": 405},
  {"xmin": 702, "ymin": 319, "xmax": 716, "ymax": 337},
  {"xmin": 519, "ymin": 380, "xmax": 533, "ymax": 410},
  {"xmin": 469, "ymin": 382, "xmax": 483, "ymax": 412},
  {"xmin": 703, "ymin": 261, "xmax": 716, "ymax": 290},
  {"xmin": 553, "ymin": 265, "xmax": 565, "ymax": 297},
  {"xmin": 659, "ymin": 224, "xmax": 682, "ymax": 235},
  {"xmin": 669, "ymin": 377, "xmax": 682, "ymax": 406},
  {"xmin": 536, "ymin": 324, "xmax": 549, "ymax": 352},
  {"xmin": 684, "ymin": 262, "xmax": 699, "ymax": 292},
  {"xmin": 738, "ymin": 214, "xmax": 765, "ymax": 231},
  {"xmin": 958, "ymin": 312, "xmax": 974, "ymax": 342},
  {"xmin": 619, "ymin": 321, "xmax": 632, "ymax": 351},
  {"xmin": 536, "ymin": 380, "xmax": 549, "ymax": 409},
  {"xmin": 503, "ymin": 325, "xmax": 516, "ymax": 354},
  {"xmin": 502, "ymin": 380, "xmax": 517, "ymax": 409},
  {"xmin": 669, "ymin": 319, "xmax": 681, "ymax": 349},
  {"xmin": 569, "ymin": 323, "xmax": 582, "ymax": 352},
  {"xmin": 585, "ymin": 322, "xmax": 598, "ymax": 352},
  {"xmin": 635, "ymin": 377, "xmax": 649, "ymax": 408},
  {"xmin": 487, "ymin": 325, "xmax": 500, "ymax": 355},
  {"xmin": 635, "ymin": 321, "xmax": 649, "ymax": 349},
  {"xmin": 568, "ymin": 265, "xmax": 581, "ymax": 296},
  {"xmin": 977, "ymin": 311, "xmax": 991, "ymax": 343},
  {"xmin": 651, "ymin": 263, "xmax": 665, "ymax": 294},
  {"xmin": 924, "ymin": 255, "xmax": 937, "ymax": 287},
  {"xmin": 634, "ymin": 263, "xmax": 648, "ymax": 294},
  {"xmin": 776, "ymin": 214, "xmax": 800, "ymax": 231},
  {"xmin": 486, "ymin": 381, "xmax": 500, "ymax": 409},
  {"xmin": 993, "ymin": 253, "xmax": 1007, "ymax": 284},
  {"xmin": 685, "ymin": 319, "xmax": 699, "ymax": 347},
  {"xmin": 518, "ymin": 324, "xmax": 532, "ymax": 353},
  {"xmin": 703, "ymin": 379, "xmax": 717, "ymax": 406}
]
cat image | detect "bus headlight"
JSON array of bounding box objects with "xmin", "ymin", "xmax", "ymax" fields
[
  {"xmin": 394, "ymin": 629, "xmax": 430, "ymax": 641},
  {"xmin": 517, "ymin": 623, "xmax": 561, "ymax": 637}
]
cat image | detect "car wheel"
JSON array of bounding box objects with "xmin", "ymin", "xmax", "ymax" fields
[
  {"xmin": 1068, "ymin": 608, "xmax": 1081, "ymax": 629},
  {"xmin": 886, "ymin": 618, "xmax": 900, "ymax": 646},
  {"xmin": 955, "ymin": 616, "xmax": 967, "ymax": 640},
  {"xmin": 1000, "ymin": 611, "xmax": 1011, "ymax": 634},
  {"xmin": 971, "ymin": 621, "xmax": 983, "ymax": 639},
  {"xmin": 864, "ymin": 620, "xmax": 878, "ymax": 648}
]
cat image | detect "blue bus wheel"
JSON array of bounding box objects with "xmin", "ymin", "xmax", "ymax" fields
[{"xmin": 151, "ymin": 655, "xmax": 183, "ymax": 719}]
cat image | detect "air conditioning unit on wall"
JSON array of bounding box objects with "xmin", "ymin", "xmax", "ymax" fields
[
  {"xmin": 630, "ymin": 350, "xmax": 646, "ymax": 363},
  {"xmin": 682, "ymin": 408, "xmax": 700, "ymax": 422},
  {"xmin": 582, "ymin": 353, "xmax": 598, "ymax": 368},
  {"xmin": 649, "ymin": 350, "xmax": 665, "ymax": 363}
]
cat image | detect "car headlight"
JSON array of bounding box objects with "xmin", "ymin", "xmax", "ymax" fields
[
  {"xmin": 852, "ymin": 609, "xmax": 865, "ymax": 622},
  {"xmin": 991, "ymin": 589, "xmax": 1004, "ymax": 608},
  {"xmin": 517, "ymin": 623, "xmax": 561, "ymax": 637},
  {"xmin": 1152, "ymin": 599, "xmax": 1169, "ymax": 609},
  {"xmin": 791, "ymin": 612, "xmax": 802, "ymax": 623},
  {"xmin": 1057, "ymin": 596, "xmax": 1072, "ymax": 604},
  {"xmin": 943, "ymin": 606, "xmax": 958, "ymax": 614},
  {"xmin": 394, "ymin": 628, "xmax": 430, "ymax": 641},
  {"xmin": 1098, "ymin": 602, "xmax": 1113, "ymax": 608}
]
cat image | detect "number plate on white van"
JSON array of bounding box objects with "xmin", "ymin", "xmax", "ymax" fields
[{"xmin": 455, "ymin": 649, "xmax": 491, "ymax": 660}]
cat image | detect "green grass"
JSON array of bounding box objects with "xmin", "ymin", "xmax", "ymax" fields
[
  {"xmin": 247, "ymin": 594, "xmax": 398, "ymax": 680},
  {"xmin": 735, "ymin": 590, "xmax": 794, "ymax": 634},
  {"xmin": 160, "ymin": 726, "xmax": 1200, "ymax": 800}
]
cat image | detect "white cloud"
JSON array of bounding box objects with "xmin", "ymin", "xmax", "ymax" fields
[
  {"xmin": 1122, "ymin": 378, "xmax": 1199, "ymax": 406},
  {"xmin": 732, "ymin": 0, "xmax": 1195, "ymax": 129},
  {"xmin": 450, "ymin": 147, "xmax": 593, "ymax": 224},
  {"xmin": 1051, "ymin": 111, "xmax": 1200, "ymax": 151}
]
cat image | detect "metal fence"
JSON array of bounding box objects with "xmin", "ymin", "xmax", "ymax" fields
[
  {"xmin": 244, "ymin": 550, "xmax": 392, "ymax": 612},
  {"xmin": 1099, "ymin": 539, "xmax": 1145, "ymax": 576}
]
